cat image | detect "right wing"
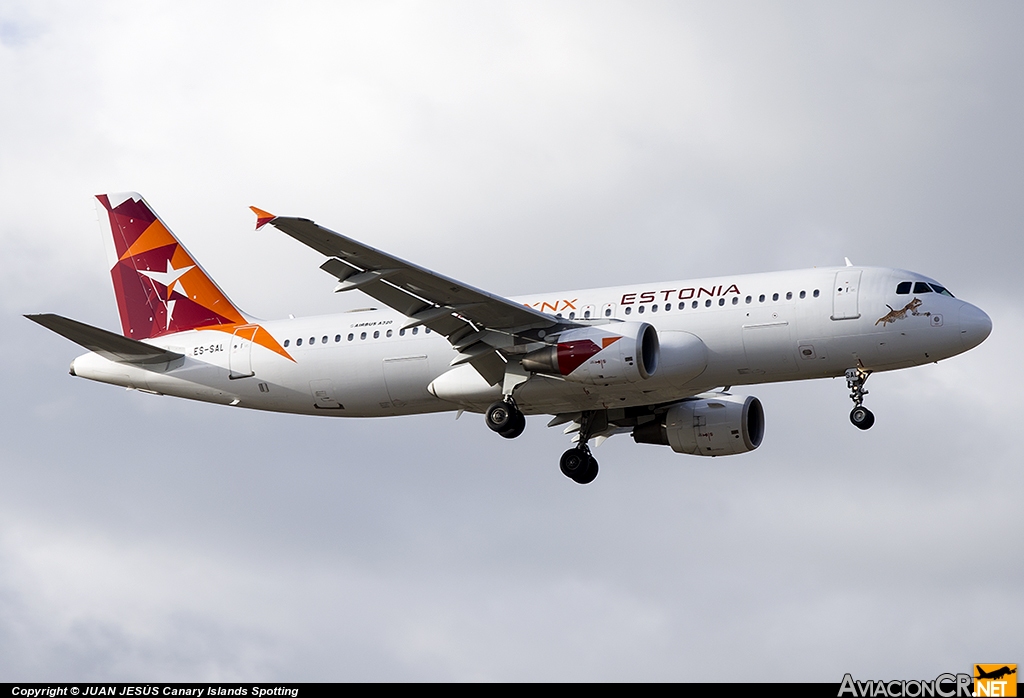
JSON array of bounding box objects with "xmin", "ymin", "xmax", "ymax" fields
[{"xmin": 254, "ymin": 208, "xmax": 580, "ymax": 385}]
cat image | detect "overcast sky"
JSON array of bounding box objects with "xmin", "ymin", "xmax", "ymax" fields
[{"xmin": 1, "ymin": 0, "xmax": 1020, "ymax": 681}]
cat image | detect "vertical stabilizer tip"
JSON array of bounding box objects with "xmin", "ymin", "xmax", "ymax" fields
[
  {"xmin": 844, "ymin": 257, "xmax": 854, "ymax": 267},
  {"xmin": 250, "ymin": 206, "xmax": 276, "ymax": 230}
]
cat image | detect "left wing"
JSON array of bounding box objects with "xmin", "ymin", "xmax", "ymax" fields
[{"xmin": 252, "ymin": 208, "xmax": 578, "ymax": 385}]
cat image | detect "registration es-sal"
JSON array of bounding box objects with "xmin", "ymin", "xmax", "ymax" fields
[{"xmin": 28, "ymin": 193, "xmax": 992, "ymax": 484}]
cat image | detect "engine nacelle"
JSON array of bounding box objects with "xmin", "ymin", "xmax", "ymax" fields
[
  {"xmin": 632, "ymin": 394, "xmax": 764, "ymax": 456},
  {"xmin": 520, "ymin": 322, "xmax": 659, "ymax": 385}
]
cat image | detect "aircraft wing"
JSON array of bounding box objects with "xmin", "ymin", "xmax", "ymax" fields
[
  {"xmin": 25, "ymin": 314, "xmax": 184, "ymax": 365},
  {"xmin": 255, "ymin": 209, "xmax": 574, "ymax": 385}
]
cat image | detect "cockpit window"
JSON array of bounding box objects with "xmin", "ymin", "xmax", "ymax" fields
[
  {"xmin": 896, "ymin": 281, "xmax": 912, "ymax": 294},
  {"xmin": 913, "ymin": 282, "xmax": 933, "ymax": 294},
  {"xmin": 930, "ymin": 284, "xmax": 954, "ymax": 297}
]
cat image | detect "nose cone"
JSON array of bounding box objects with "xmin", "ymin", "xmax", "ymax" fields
[{"xmin": 959, "ymin": 303, "xmax": 992, "ymax": 351}]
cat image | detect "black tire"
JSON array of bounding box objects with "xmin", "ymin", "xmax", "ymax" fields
[
  {"xmin": 498, "ymin": 410, "xmax": 526, "ymax": 439},
  {"xmin": 559, "ymin": 448, "xmax": 590, "ymax": 481},
  {"xmin": 575, "ymin": 456, "xmax": 599, "ymax": 485},
  {"xmin": 850, "ymin": 406, "xmax": 875, "ymax": 430},
  {"xmin": 486, "ymin": 401, "xmax": 514, "ymax": 433}
]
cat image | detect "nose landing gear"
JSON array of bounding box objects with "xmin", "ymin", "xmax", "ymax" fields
[
  {"xmin": 846, "ymin": 367, "xmax": 875, "ymax": 430},
  {"xmin": 850, "ymin": 405, "xmax": 875, "ymax": 429}
]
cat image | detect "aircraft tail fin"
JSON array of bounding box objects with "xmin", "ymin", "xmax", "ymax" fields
[{"xmin": 95, "ymin": 193, "xmax": 248, "ymax": 339}]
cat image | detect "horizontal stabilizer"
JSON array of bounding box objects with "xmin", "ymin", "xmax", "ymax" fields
[{"xmin": 25, "ymin": 314, "xmax": 185, "ymax": 365}]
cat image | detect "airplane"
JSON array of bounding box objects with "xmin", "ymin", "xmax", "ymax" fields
[
  {"xmin": 975, "ymin": 666, "xmax": 1016, "ymax": 681},
  {"xmin": 27, "ymin": 192, "xmax": 992, "ymax": 484}
]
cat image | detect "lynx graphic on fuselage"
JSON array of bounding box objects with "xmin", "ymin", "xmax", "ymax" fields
[{"xmin": 27, "ymin": 193, "xmax": 992, "ymax": 484}]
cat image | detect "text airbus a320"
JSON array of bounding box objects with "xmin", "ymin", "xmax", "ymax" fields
[{"xmin": 28, "ymin": 193, "xmax": 992, "ymax": 484}]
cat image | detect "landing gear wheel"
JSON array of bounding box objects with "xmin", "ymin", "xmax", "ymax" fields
[
  {"xmin": 845, "ymin": 368, "xmax": 875, "ymax": 431},
  {"xmin": 559, "ymin": 448, "xmax": 588, "ymax": 479},
  {"xmin": 560, "ymin": 448, "xmax": 599, "ymax": 484},
  {"xmin": 576, "ymin": 456, "xmax": 599, "ymax": 484},
  {"xmin": 850, "ymin": 406, "xmax": 875, "ymax": 430},
  {"xmin": 486, "ymin": 400, "xmax": 526, "ymax": 439},
  {"xmin": 487, "ymin": 397, "xmax": 516, "ymax": 429},
  {"xmin": 498, "ymin": 410, "xmax": 526, "ymax": 439}
]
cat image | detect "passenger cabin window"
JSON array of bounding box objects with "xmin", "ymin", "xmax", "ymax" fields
[
  {"xmin": 604, "ymin": 308, "xmax": 612, "ymax": 317},
  {"xmin": 786, "ymin": 292, "xmax": 792, "ymax": 300},
  {"xmin": 625, "ymin": 307, "xmax": 632, "ymax": 315},
  {"xmin": 705, "ymin": 299, "xmax": 712, "ymax": 307},
  {"xmin": 718, "ymin": 298, "xmax": 725, "ymax": 306},
  {"xmin": 759, "ymin": 294, "xmax": 766, "ymax": 303},
  {"xmin": 283, "ymin": 339, "xmax": 290, "ymax": 347},
  {"xmin": 913, "ymin": 282, "xmax": 933, "ymax": 294},
  {"xmin": 772, "ymin": 293, "xmax": 779, "ymax": 301},
  {"xmin": 296, "ymin": 338, "xmax": 303, "ymax": 346},
  {"xmin": 360, "ymin": 332, "xmax": 367, "ymax": 340},
  {"xmin": 335, "ymin": 335, "xmax": 341, "ymax": 343},
  {"xmin": 799, "ymin": 290, "xmax": 806, "ymax": 299},
  {"xmin": 896, "ymin": 281, "xmax": 912, "ymax": 294},
  {"xmin": 347, "ymin": 333, "xmax": 354, "ymax": 341},
  {"xmin": 813, "ymin": 289, "xmax": 820, "ymax": 298},
  {"xmin": 678, "ymin": 302, "xmax": 685, "ymax": 310}
]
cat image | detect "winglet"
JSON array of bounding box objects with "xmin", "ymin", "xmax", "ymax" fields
[{"xmin": 250, "ymin": 206, "xmax": 276, "ymax": 231}]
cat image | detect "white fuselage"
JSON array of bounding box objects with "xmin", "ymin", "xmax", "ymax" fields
[{"xmin": 69, "ymin": 266, "xmax": 990, "ymax": 417}]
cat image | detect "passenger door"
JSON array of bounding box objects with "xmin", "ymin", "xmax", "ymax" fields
[{"xmin": 831, "ymin": 270, "xmax": 862, "ymax": 320}]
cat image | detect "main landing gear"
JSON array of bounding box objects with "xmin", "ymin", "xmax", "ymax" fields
[
  {"xmin": 845, "ymin": 367, "xmax": 875, "ymax": 430},
  {"xmin": 485, "ymin": 401, "xmax": 602, "ymax": 485},
  {"xmin": 560, "ymin": 445, "xmax": 598, "ymax": 485},
  {"xmin": 558, "ymin": 410, "xmax": 602, "ymax": 485},
  {"xmin": 485, "ymin": 398, "xmax": 526, "ymax": 439}
]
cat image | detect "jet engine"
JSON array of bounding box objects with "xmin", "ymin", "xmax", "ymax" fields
[
  {"xmin": 520, "ymin": 322, "xmax": 659, "ymax": 385},
  {"xmin": 632, "ymin": 394, "xmax": 764, "ymax": 456}
]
